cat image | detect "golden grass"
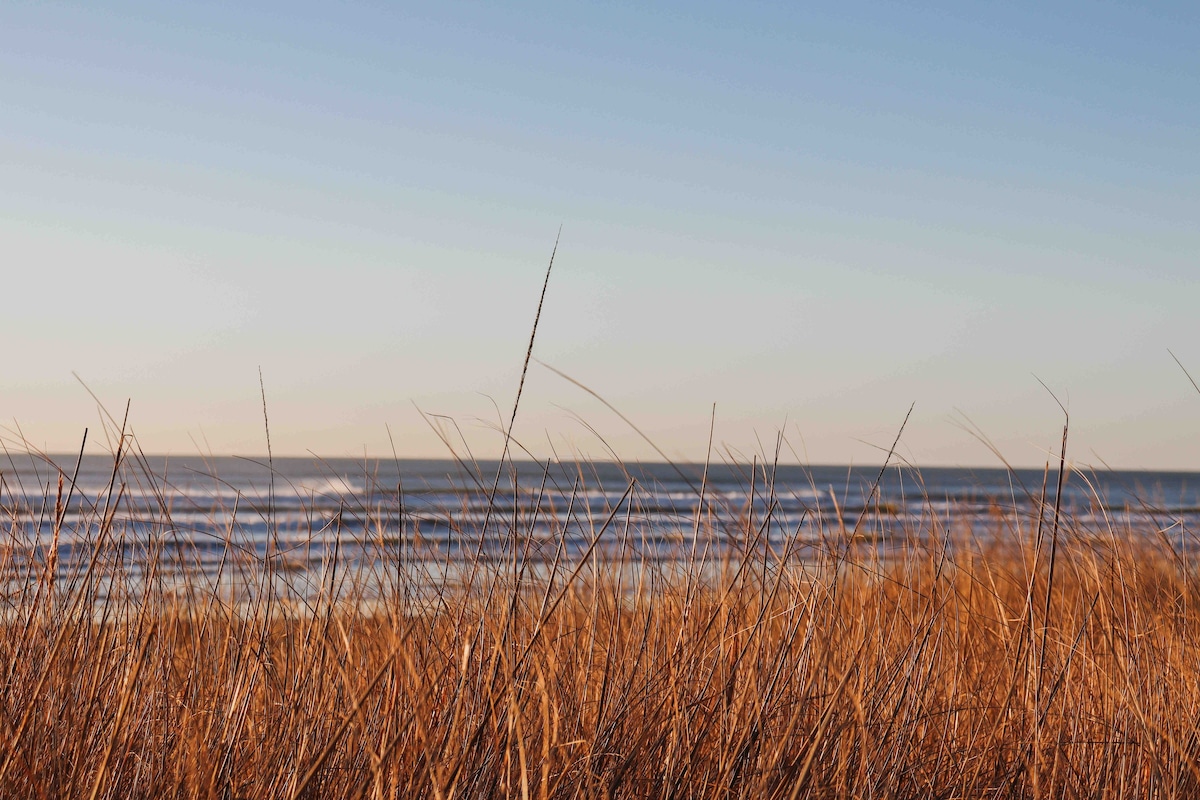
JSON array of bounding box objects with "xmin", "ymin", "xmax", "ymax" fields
[{"xmin": 2, "ymin": 445, "xmax": 1200, "ymax": 799}]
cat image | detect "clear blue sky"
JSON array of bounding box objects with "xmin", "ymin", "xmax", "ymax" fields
[{"xmin": 2, "ymin": 1, "xmax": 1198, "ymax": 467}]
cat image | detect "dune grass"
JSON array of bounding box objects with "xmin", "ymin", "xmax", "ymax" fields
[{"xmin": 1, "ymin": 435, "xmax": 1199, "ymax": 800}]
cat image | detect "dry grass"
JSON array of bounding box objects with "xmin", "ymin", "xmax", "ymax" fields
[{"xmin": 2, "ymin": 441, "xmax": 1199, "ymax": 800}]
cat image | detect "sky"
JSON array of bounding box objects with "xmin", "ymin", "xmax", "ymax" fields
[{"xmin": 1, "ymin": 1, "xmax": 1198, "ymax": 468}]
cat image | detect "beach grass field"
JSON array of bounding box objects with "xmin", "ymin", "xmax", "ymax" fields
[{"xmin": 2, "ymin": 435, "xmax": 1199, "ymax": 799}]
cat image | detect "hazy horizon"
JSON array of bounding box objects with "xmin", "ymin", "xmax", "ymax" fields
[{"xmin": 10, "ymin": 443, "xmax": 1200, "ymax": 476}]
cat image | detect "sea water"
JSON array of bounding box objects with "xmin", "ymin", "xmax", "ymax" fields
[{"xmin": 2, "ymin": 454, "xmax": 1197, "ymax": 598}]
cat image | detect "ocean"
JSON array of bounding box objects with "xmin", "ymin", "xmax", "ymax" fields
[{"xmin": 3, "ymin": 454, "xmax": 1198, "ymax": 596}]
